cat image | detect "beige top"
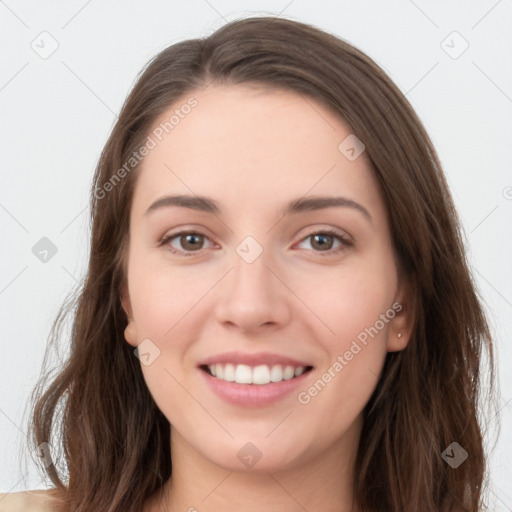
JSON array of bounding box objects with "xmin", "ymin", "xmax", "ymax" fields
[{"xmin": 0, "ymin": 489, "xmax": 62, "ymax": 512}]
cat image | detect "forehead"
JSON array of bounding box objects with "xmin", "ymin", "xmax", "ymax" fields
[{"xmin": 131, "ymin": 84, "xmax": 384, "ymax": 221}]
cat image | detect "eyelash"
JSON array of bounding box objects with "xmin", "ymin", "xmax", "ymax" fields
[{"xmin": 159, "ymin": 229, "xmax": 353, "ymax": 257}]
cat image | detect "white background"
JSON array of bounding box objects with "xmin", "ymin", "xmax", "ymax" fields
[{"xmin": 1, "ymin": 0, "xmax": 511, "ymax": 509}]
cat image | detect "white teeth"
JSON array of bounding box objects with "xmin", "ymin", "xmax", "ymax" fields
[
  {"xmin": 206, "ymin": 363, "xmax": 308, "ymax": 384},
  {"xmin": 252, "ymin": 365, "xmax": 271, "ymax": 385},
  {"xmin": 283, "ymin": 365, "xmax": 295, "ymax": 380},
  {"xmin": 270, "ymin": 365, "xmax": 283, "ymax": 382},
  {"xmin": 223, "ymin": 363, "xmax": 235, "ymax": 382},
  {"xmin": 234, "ymin": 364, "xmax": 252, "ymax": 384}
]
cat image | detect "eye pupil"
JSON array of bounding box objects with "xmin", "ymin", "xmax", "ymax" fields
[
  {"xmin": 312, "ymin": 234, "xmax": 333, "ymax": 251},
  {"xmin": 182, "ymin": 233, "xmax": 203, "ymax": 251}
]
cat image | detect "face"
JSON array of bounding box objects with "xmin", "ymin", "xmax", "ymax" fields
[{"xmin": 121, "ymin": 84, "xmax": 411, "ymax": 473}]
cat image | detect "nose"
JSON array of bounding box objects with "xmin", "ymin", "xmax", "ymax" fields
[{"xmin": 213, "ymin": 247, "xmax": 292, "ymax": 333}]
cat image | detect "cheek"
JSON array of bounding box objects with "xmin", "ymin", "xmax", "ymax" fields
[
  {"xmin": 129, "ymin": 263, "xmax": 205, "ymax": 422},
  {"xmin": 289, "ymin": 266, "xmax": 395, "ymax": 436},
  {"xmin": 290, "ymin": 265, "xmax": 393, "ymax": 417},
  {"xmin": 128, "ymin": 255, "xmax": 209, "ymax": 339},
  {"xmin": 294, "ymin": 261, "xmax": 397, "ymax": 349},
  {"xmin": 127, "ymin": 259, "xmax": 216, "ymax": 403}
]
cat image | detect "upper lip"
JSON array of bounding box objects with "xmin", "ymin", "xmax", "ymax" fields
[{"xmin": 198, "ymin": 351, "xmax": 313, "ymax": 368}]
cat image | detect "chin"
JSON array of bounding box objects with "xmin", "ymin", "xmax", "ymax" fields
[{"xmin": 210, "ymin": 449, "xmax": 303, "ymax": 474}]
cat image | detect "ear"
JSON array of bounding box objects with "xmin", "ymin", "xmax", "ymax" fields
[
  {"xmin": 386, "ymin": 279, "xmax": 415, "ymax": 353},
  {"xmin": 120, "ymin": 284, "xmax": 138, "ymax": 347}
]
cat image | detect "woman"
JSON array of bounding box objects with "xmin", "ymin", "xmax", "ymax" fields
[{"xmin": 0, "ymin": 15, "xmax": 495, "ymax": 512}]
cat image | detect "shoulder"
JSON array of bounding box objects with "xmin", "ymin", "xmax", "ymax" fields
[{"xmin": 0, "ymin": 489, "xmax": 63, "ymax": 512}]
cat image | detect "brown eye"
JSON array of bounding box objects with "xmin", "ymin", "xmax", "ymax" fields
[
  {"xmin": 296, "ymin": 229, "xmax": 352, "ymax": 256},
  {"xmin": 162, "ymin": 231, "xmax": 213, "ymax": 255},
  {"xmin": 179, "ymin": 233, "xmax": 204, "ymax": 251},
  {"xmin": 310, "ymin": 233, "xmax": 335, "ymax": 251}
]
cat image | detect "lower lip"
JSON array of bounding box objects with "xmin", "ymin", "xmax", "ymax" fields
[{"xmin": 199, "ymin": 368, "xmax": 312, "ymax": 407}]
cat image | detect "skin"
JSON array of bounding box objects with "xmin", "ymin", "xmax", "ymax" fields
[{"xmin": 121, "ymin": 84, "xmax": 413, "ymax": 512}]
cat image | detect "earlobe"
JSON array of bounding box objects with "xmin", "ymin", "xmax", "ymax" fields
[
  {"xmin": 120, "ymin": 286, "xmax": 138, "ymax": 347},
  {"xmin": 387, "ymin": 285, "xmax": 415, "ymax": 352},
  {"xmin": 124, "ymin": 321, "xmax": 138, "ymax": 347},
  {"xmin": 387, "ymin": 308, "xmax": 412, "ymax": 352},
  {"xmin": 387, "ymin": 329, "xmax": 409, "ymax": 352}
]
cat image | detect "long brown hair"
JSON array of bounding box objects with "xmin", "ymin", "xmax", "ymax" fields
[{"xmin": 27, "ymin": 16, "xmax": 495, "ymax": 512}]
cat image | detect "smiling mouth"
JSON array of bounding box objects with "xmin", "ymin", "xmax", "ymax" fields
[{"xmin": 200, "ymin": 363, "xmax": 314, "ymax": 385}]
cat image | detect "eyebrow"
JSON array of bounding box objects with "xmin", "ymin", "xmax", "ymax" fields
[{"xmin": 145, "ymin": 194, "xmax": 372, "ymax": 221}]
